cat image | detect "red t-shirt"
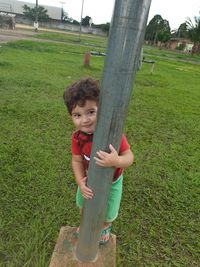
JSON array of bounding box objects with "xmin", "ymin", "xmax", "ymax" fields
[{"xmin": 71, "ymin": 131, "xmax": 130, "ymax": 182}]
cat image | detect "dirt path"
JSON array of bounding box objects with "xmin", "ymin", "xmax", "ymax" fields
[
  {"xmin": 0, "ymin": 25, "xmax": 105, "ymax": 51},
  {"xmin": 0, "ymin": 24, "xmax": 83, "ymax": 44},
  {"xmin": 0, "ymin": 27, "xmax": 38, "ymax": 44}
]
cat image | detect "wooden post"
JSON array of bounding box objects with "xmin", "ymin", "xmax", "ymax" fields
[
  {"xmin": 75, "ymin": 0, "xmax": 152, "ymax": 262},
  {"xmin": 83, "ymin": 52, "xmax": 91, "ymax": 67}
]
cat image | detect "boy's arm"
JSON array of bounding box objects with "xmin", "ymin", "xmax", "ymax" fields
[
  {"xmin": 94, "ymin": 144, "xmax": 134, "ymax": 168},
  {"xmin": 72, "ymin": 155, "xmax": 93, "ymax": 199}
]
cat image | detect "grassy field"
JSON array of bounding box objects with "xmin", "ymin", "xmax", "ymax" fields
[
  {"xmin": 0, "ymin": 33, "xmax": 200, "ymax": 266},
  {"xmin": 35, "ymin": 31, "xmax": 108, "ymax": 49}
]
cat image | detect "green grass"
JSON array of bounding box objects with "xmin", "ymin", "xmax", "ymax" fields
[
  {"xmin": 0, "ymin": 35, "xmax": 200, "ymax": 266},
  {"xmin": 34, "ymin": 31, "xmax": 108, "ymax": 49},
  {"xmin": 144, "ymin": 45, "xmax": 200, "ymax": 63}
]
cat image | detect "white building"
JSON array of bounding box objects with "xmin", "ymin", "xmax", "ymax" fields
[{"xmin": 0, "ymin": 0, "xmax": 61, "ymax": 20}]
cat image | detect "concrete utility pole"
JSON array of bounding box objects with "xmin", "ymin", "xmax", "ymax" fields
[
  {"xmin": 76, "ymin": 0, "xmax": 152, "ymax": 262},
  {"xmin": 79, "ymin": 0, "xmax": 84, "ymax": 41},
  {"xmin": 60, "ymin": 1, "xmax": 65, "ymax": 21},
  {"xmin": 34, "ymin": 0, "xmax": 39, "ymax": 31}
]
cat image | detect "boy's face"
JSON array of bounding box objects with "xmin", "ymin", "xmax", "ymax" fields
[{"xmin": 71, "ymin": 100, "xmax": 98, "ymax": 134}]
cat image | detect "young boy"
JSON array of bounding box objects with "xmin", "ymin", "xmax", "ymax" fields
[{"xmin": 63, "ymin": 77, "xmax": 134, "ymax": 244}]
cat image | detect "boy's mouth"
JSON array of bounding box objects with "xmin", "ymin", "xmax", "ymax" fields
[
  {"xmin": 82, "ymin": 123, "xmax": 93, "ymax": 128},
  {"xmin": 81, "ymin": 124, "xmax": 95, "ymax": 133}
]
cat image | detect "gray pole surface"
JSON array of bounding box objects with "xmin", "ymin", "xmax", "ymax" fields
[
  {"xmin": 34, "ymin": 0, "xmax": 38, "ymax": 31},
  {"xmin": 35, "ymin": 0, "xmax": 38, "ymax": 23},
  {"xmin": 79, "ymin": 0, "xmax": 84, "ymax": 41},
  {"xmin": 75, "ymin": 0, "xmax": 151, "ymax": 262}
]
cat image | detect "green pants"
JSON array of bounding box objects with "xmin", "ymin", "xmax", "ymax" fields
[{"xmin": 76, "ymin": 175, "xmax": 123, "ymax": 222}]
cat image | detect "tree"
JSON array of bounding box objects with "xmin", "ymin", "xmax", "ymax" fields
[
  {"xmin": 145, "ymin": 14, "xmax": 171, "ymax": 44},
  {"xmin": 94, "ymin": 23, "xmax": 110, "ymax": 35},
  {"xmin": 81, "ymin": 16, "xmax": 91, "ymax": 26},
  {"xmin": 99, "ymin": 23, "xmax": 110, "ymax": 34},
  {"xmin": 156, "ymin": 19, "xmax": 171, "ymax": 43},
  {"xmin": 23, "ymin": 4, "xmax": 49, "ymax": 22},
  {"xmin": 186, "ymin": 12, "xmax": 200, "ymax": 54},
  {"xmin": 72, "ymin": 19, "xmax": 80, "ymax": 25},
  {"xmin": 176, "ymin": 23, "xmax": 189, "ymax": 38},
  {"xmin": 62, "ymin": 10, "xmax": 74, "ymax": 23}
]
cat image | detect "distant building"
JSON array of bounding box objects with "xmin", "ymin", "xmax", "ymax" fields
[
  {"xmin": 0, "ymin": 0, "xmax": 61, "ymax": 20},
  {"xmin": 0, "ymin": 0, "xmax": 106, "ymax": 36},
  {"xmin": 166, "ymin": 38, "xmax": 194, "ymax": 53}
]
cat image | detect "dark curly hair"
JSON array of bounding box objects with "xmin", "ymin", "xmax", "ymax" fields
[{"xmin": 63, "ymin": 78, "xmax": 100, "ymax": 115}]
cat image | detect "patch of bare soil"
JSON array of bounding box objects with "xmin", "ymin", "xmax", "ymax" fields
[{"xmin": 0, "ymin": 28, "xmax": 37, "ymax": 44}]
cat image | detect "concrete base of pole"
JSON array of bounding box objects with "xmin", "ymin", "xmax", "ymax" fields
[{"xmin": 49, "ymin": 226, "xmax": 116, "ymax": 267}]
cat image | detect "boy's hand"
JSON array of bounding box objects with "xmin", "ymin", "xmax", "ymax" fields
[
  {"xmin": 94, "ymin": 144, "xmax": 119, "ymax": 168},
  {"xmin": 79, "ymin": 176, "xmax": 93, "ymax": 199}
]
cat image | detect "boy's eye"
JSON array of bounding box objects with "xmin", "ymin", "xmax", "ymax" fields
[
  {"xmin": 88, "ymin": 110, "xmax": 96, "ymax": 115},
  {"xmin": 73, "ymin": 113, "xmax": 80, "ymax": 118}
]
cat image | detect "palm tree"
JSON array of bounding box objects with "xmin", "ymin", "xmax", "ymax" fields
[{"xmin": 186, "ymin": 12, "xmax": 200, "ymax": 54}]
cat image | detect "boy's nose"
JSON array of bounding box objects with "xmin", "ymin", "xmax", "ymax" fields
[{"xmin": 82, "ymin": 115, "xmax": 89, "ymax": 123}]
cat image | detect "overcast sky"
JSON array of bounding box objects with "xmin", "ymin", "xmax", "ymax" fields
[{"xmin": 18, "ymin": 0, "xmax": 200, "ymax": 30}]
